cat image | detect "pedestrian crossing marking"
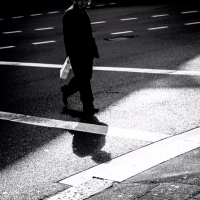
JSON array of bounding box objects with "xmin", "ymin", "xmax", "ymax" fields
[
  {"xmin": 1, "ymin": 61, "xmax": 200, "ymax": 76},
  {"xmin": 0, "ymin": 111, "xmax": 169, "ymax": 142}
]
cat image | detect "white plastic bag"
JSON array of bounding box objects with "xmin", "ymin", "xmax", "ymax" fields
[{"xmin": 60, "ymin": 57, "xmax": 71, "ymax": 79}]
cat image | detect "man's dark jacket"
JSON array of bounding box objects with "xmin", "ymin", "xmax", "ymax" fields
[{"xmin": 62, "ymin": 3, "xmax": 99, "ymax": 59}]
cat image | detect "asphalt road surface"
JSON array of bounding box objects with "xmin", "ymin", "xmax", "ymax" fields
[{"xmin": 1, "ymin": 1, "xmax": 200, "ymax": 199}]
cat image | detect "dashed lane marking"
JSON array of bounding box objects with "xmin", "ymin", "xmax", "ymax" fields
[
  {"xmin": 1, "ymin": 61, "xmax": 200, "ymax": 76},
  {"xmin": 0, "ymin": 111, "xmax": 169, "ymax": 142},
  {"xmin": 147, "ymin": 26, "xmax": 168, "ymax": 30},
  {"xmin": 30, "ymin": 13, "xmax": 42, "ymax": 17},
  {"xmin": 120, "ymin": 17, "xmax": 138, "ymax": 21},
  {"xmin": 91, "ymin": 21, "xmax": 106, "ymax": 24},
  {"xmin": 95, "ymin": 4, "xmax": 106, "ymax": 7},
  {"xmin": 12, "ymin": 16, "xmax": 24, "ymax": 19},
  {"xmin": 181, "ymin": 10, "xmax": 199, "ymax": 14},
  {"xmin": 32, "ymin": 40, "xmax": 56, "ymax": 45},
  {"xmin": 185, "ymin": 21, "xmax": 200, "ymax": 25},
  {"xmin": 34, "ymin": 27, "xmax": 54, "ymax": 31},
  {"xmin": 151, "ymin": 14, "xmax": 169, "ymax": 17},
  {"xmin": 109, "ymin": 2, "xmax": 116, "ymax": 5},
  {"xmin": 2, "ymin": 30, "xmax": 22, "ymax": 34},
  {"xmin": 111, "ymin": 31, "xmax": 133, "ymax": 35},
  {"xmin": 47, "ymin": 11, "xmax": 60, "ymax": 14},
  {"xmin": 0, "ymin": 46, "xmax": 15, "ymax": 50}
]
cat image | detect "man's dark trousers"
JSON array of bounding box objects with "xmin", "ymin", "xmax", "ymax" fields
[{"xmin": 64, "ymin": 55, "xmax": 94, "ymax": 108}]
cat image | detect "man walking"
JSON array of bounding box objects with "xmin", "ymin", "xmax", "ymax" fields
[{"xmin": 61, "ymin": 0, "xmax": 99, "ymax": 114}]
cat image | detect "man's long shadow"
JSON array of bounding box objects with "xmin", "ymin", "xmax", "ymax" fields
[{"xmin": 62, "ymin": 107, "xmax": 112, "ymax": 164}]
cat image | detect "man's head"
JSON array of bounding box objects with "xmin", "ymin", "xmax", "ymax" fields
[{"xmin": 75, "ymin": 0, "xmax": 91, "ymax": 10}]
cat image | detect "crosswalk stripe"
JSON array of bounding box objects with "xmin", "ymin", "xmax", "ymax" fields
[
  {"xmin": 0, "ymin": 111, "xmax": 169, "ymax": 141},
  {"xmin": 1, "ymin": 61, "xmax": 200, "ymax": 76}
]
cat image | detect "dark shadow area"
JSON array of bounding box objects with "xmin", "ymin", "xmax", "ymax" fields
[
  {"xmin": 0, "ymin": 0, "xmax": 73, "ymax": 17},
  {"xmin": 62, "ymin": 106, "xmax": 111, "ymax": 164},
  {"xmin": 0, "ymin": 120, "xmax": 65, "ymax": 170},
  {"xmin": 1, "ymin": 0, "xmax": 200, "ymax": 17}
]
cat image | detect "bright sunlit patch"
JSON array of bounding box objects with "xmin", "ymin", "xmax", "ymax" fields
[{"xmin": 179, "ymin": 55, "xmax": 200, "ymax": 71}]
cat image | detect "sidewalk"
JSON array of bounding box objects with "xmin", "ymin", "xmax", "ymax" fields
[{"xmin": 87, "ymin": 147, "xmax": 200, "ymax": 200}]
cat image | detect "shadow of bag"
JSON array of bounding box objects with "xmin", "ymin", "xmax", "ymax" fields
[{"xmin": 60, "ymin": 57, "xmax": 71, "ymax": 79}]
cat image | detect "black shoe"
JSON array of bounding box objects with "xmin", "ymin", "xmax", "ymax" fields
[
  {"xmin": 83, "ymin": 107, "xmax": 99, "ymax": 114},
  {"xmin": 61, "ymin": 85, "xmax": 68, "ymax": 105}
]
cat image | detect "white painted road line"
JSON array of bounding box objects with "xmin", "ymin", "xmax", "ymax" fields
[
  {"xmin": 48, "ymin": 11, "xmax": 60, "ymax": 14},
  {"xmin": 30, "ymin": 13, "xmax": 42, "ymax": 17},
  {"xmin": 96, "ymin": 4, "xmax": 106, "ymax": 7},
  {"xmin": 12, "ymin": 16, "xmax": 24, "ymax": 19},
  {"xmin": 35, "ymin": 27, "xmax": 54, "ymax": 31},
  {"xmin": 94, "ymin": 66, "xmax": 200, "ymax": 76},
  {"xmin": 32, "ymin": 40, "xmax": 56, "ymax": 45},
  {"xmin": 48, "ymin": 178, "xmax": 113, "ymax": 200},
  {"xmin": 1, "ymin": 61, "xmax": 200, "ymax": 76},
  {"xmin": 111, "ymin": 31, "xmax": 133, "ymax": 35},
  {"xmin": 120, "ymin": 17, "xmax": 138, "ymax": 21},
  {"xmin": 109, "ymin": 2, "xmax": 116, "ymax": 5},
  {"xmin": 0, "ymin": 111, "xmax": 169, "ymax": 141},
  {"xmin": 91, "ymin": 21, "xmax": 106, "ymax": 24},
  {"xmin": 147, "ymin": 26, "xmax": 168, "ymax": 30},
  {"xmin": 61, "ymin": 127, "xmax": 200, "ymax": 186},
  {"xmin": 181, "ymin": 10, "xmax": 199, "ymax": 14},
  {"xmin": 0, "ymin": 61, "xmax": 61, "ymax": 68},
  {"xmin": 151, "ymin": 14, "xmax": 169, "ymax": 17},
  {"xmin": 0, "ymin": 46, "xmax": 15, "ymax": 50},
  {"xmin": 185, "ymin": 21, "xmax": 200, "ymax": 26},
  {"xmin": 2, "ymin": 31, "xmax": 22, "ymax": 34}
]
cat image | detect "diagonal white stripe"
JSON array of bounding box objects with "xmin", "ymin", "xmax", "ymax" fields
[
  {"xmin": 111, "ymin": 31, "xmax": 133, "ymax": 35},
  {"xmin": 0, "ymin": 111, "xmax": 168, "ymax": 141},
  {"xmin": 0, "ymin": 46, "xmax": 15, "ymax": 50},
  {"xmin": 32, "ymin": 40, "xmax": 56, "ymax": 45},
  {"xmin": 61, "ymin": 127, "xmax": 200, "ymax": 185}
]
